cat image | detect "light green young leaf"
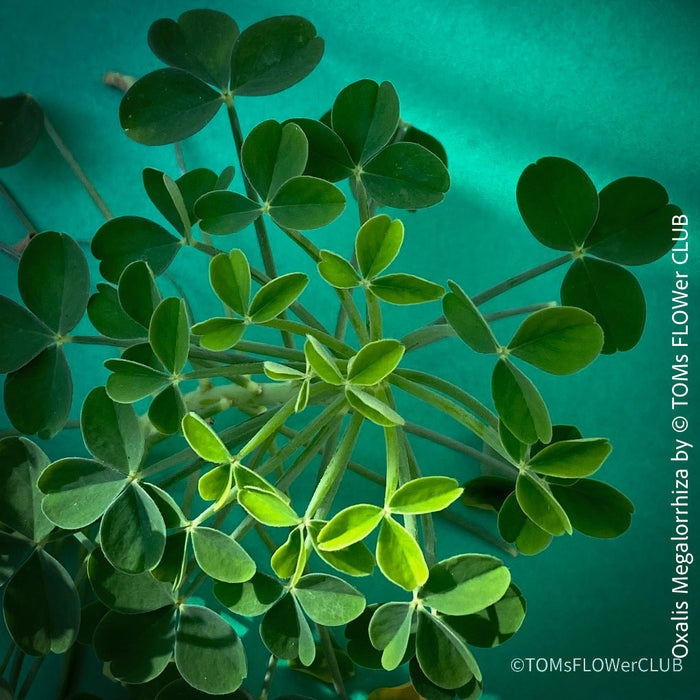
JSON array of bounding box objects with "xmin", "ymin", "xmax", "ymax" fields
[
  {"xmin": 242, "ymin": 120, "xmax": 308, "ymax": 200},
  {"xmin": 498, "ymin": 492, "xmax": 553, "ymax": 555},
  {"xmin": 198, "ymin": 464, "xmax": 232, "ymax": 503},
  {"xmin": 304, "ymin": 335, "xmax": 344, "ymax": 385},
  {"xmin": 268, "ymin": 176, "xmax": 345, "ymax": 230},
  {"xmin": 208, "ymin": 249, "xmax": 251, "ymax": 315},
  {"xmin": 355, "ymin": 215, "xmax": 404, "ymax": 279},
  {"xmin": 499, "ymin": 420, "xmax": 528, "ymax": 465},
  {"xmin": 388, "ymin": 476, "xmax": 463, "ymax": 515},
  {"xmin": 376, "ymin": 516, "xmax": 429, "ymax": 591},
  {"xmin": 516, "ymin": 156, "xmax": 598, "ymax": 250},
  {"xmin": 100, "ymin": 483, "xmax": 166, "ymax": 574},
  {"xmin": 191, "ymin": 526, "xmax": 256, "ymax": 583},
  {"xmin": 120, "ymin": 68, "xmax": 223, "ymax": 145},
  {"xmin": 238, "ymin": 488, "xmax": 301, "ymax": 527},
  {"xmin": 264, "ymin": 361, "xmax": 306, "ymax": 381},
  {"xmin": 38, "ymin": 458, "xmax": 127, "ymax": 530},
  {"xmin": 515, "ymin": 471, "xmax": 572, "ymax": 536},
  {"xmin": 196, "ymin": 190, "xmax": 262, "ymax": 235},
  {"xmin": 271, "ymin": 526, "xmax": 308, "ymax": 580},
  {"xmin": 348, "ymin": 339, "xmax": 405, "ymax": 386},
  {"xmin": 81, "ymin": 387, "xmax": 144, "ymax": 475},
  {"xmin": 308, "ymin": 520, "xmax": 375, "ymax": 576},
  {"xmin": 191, "ymin": 317, "xmax": 246, "ymax": 351},
  {"xmin": 370, "ymin": 274, "xmax": 444, "ymax": 305},
  {"xmin": 317, "ymin": 250, "xmax": 361, "ymax": 289},
  {"xmin": 249, "ymin": 272, "xmax": 308, "ymax": 323},
  {"xmin": 233, "ymin": 463, "xmax": 290, "ymax": 502},
  {"xmin": 507, "ymin": 306, "xmax": 603, "ymax": 375},
  {"xmin": 182, "ymin": 412, "xmax": 231, "ymax": 464},
  {"xmin": 317, "ymin": 504, "xmax": 384, "ymax": 551},
  {"xmin": 345, "ymin": 386, "xmax": 404, "ymax": 427},
  {"xmin": 527, "ymin": 438, "xmax": 611, "ymax": 478},
  {"xmin": 418, "ymin": 554, "xmax": 511, "ymax": 616},
  {"xmin": 18, "ymin": 231, "xmax": 89, "ymax": 335},
  {"xmin": 294, "ymin": 573, "xmax": 366, "ymax": 626},
  {"xmin": 442, "ymin": 280, "xmax": 499, "ymax": 354},
  {"xmin": 118, "ymin": 260, "xmax": 162, "ymax": 329},
  {"xmin": 149, "ymin": 297, "xmax": 190, "ymax": 374},
  {"xmin": 295, "ymin": 378, "xmax": 310, "ymax": 412},
  {"xmin": 491, "ymin": 358, "xmax": 552, "ymax": 444}
]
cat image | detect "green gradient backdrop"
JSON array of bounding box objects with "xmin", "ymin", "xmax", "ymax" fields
[{"xmin": 1, "ymin": 1, "xmax": 698, "ymax": 699}]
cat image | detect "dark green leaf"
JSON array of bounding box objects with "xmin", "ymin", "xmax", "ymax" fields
[
  {"xmin": 370, "ymin": 273, "xmax": 444, "ymax": 305},
  {"xmin": 100, "ymin": 483, "xmax": 166, "ymax": 574},
  {"xmin": 442, "ymin": 281, "xmax": 498, "ymax": 354},
  {"xmin": 294, "ymin": 573, "xmax": 365, "ymax": 626},
  {"xmin": 209, "ymin": 250, "xmax": 251, "ymax": 315},
  {"xmin": 182, "ymin": 412, "xmax": 230, "ymax": 463},
  {"xmin": 507, "ymin": 306, "xmax": 603, "ymax": 375},
  {"xmin": 177, "ymin": 168, "xmax": 222, "ymax": 223},
  {"xmin": 0, "ymin": 93, "xmax": 44, "ymax": 167},
  {"xmin": 120, "ymin": 68, "xmax": 223, "ymax": 145},
  {"xmin": 345, "ymin": 605, "xmax": 385, "ymax": 669},
  {"xmin": 400, "ymin": 125, "xmax": 448, "ymax": 167},
  {"xmin": 18, "ymin": 231, "xmax": 89, "ymax": 334},
  {"xmin": 175, "ymin": 606, "xmax": 246, "ymax": 694},
  {"xmin": 196, "ymin": 191, "xmax": 261, "ymax": 235},
  {"xmin": 81, "ymin": 387, "xmax": 143, "ymax": 474},
  {"xmin": 152, "ymin": 531, "xmax": 188, "ymax": 586},
  {"xmin": 317, "ymin": 504, "xmax": 384, "ymax": 551},
  {"xmin": 376, "ymin": 517, "xmax": 428, "ymax": 591},
  {"xmin": 289, "ymin": 643, "xmax": 355, "ymax": 684},
  {"xmin": 3, "ymin": 549, "xmax": 80, "ymax": 655},
  {"xmin": 500, "ymin": 503, "xmax": 554, "ymax": 555},
  {"xmin": 331, "ymin": 80, "xmax": 399, "ymax": 163},
  {"xmin": 345, "ymin": 386, "xmax": 404, "ymax": 426},
  {"xmin": 585, "ymin": 177, "xmax": 681, "ymax": 265},
  {"xmin": 4, "ymin": 345, "xmax": 71, "ymax": 439},
  {"xmin": 410, "ymin": 656, "xmax": 481, "ymax": 700},
  {"xmin": 388, "ymin": 476, "xmax": 462, "ymax": 515},
  {"xmin": 94, "ymin": 607, "xmax": 177, "ymax": 684},
  {"xmin": 118, "ymin": 260, "xmax": 163, "ymax": 329},
  {"xmin": 249, "ymin": 272, "xmax": 308, "ymax": 323},
  {"xmin": 87, "ymin": 284, "xmax": 146, "ymax": 339},
  {"xmin": 362, "ymin": 143, "xmax": 450, "ymax": 210},
  {"xmin": 286, "ymin": 118, "xmax": 354, "ymax": 182},
  {"xmin": 551, "ymin": 479, "xmax": 634, "ymax": 538},
  {"xmin": 348, "ymin": 339, "xmax": 404, "ymax": 386},
  {"xmin": 215, "ymin": 572, "xmax": 284, "ymax": 616},
  {"xmin": 105, "ymin": 359, "xmax": 170, "ymax": 403},
  {"xmin": 148, "ymin": 10, "xmax": 239, "ymax": 89},
  {"xmin": 515, "ymin": 471, "xmax": 572, "ymax": 536},
  {"xmin": 303, "ymin": 335, "xmax": 344, "ymax": 384},
  {"xmin": 367, "ymin": 603, "xmax": 413, "ymax": 672},
  {"xmin": 148, "ymin": 384, "xmax": 187, "ymax": 435},
  {"xmin": 416, "ymin": 612, "xmax": 481, "ymax": 689},
  {"xmin": 355, "ymin": 214, "xmax": 404, "ymax": 279},
  {"xmin": 149, "ymin": 297, "xmax": 189, "ymax": 374},
  {"xmin": 0, "ymin": 532, "xmax": 32, "ymax": 586},
  {"xmin": 491, "ymin": 358, "xmax": 551, "ymax": 444},
  {"xmin": 141, "ymin": 483, "xmax": 188, "ymax": 529},
  {"xmin": 231, "ymin": 16, "xmax": 324, "ymax": 96},
  {"xmin": 268, "ymin": 176, "xmax": 345, "ymax": 230},
  {"xmin": 419, "ymin": 554, "xmax": 510, "ymax": 616},
  {"xmin": 216, "ymin": 165, "xmax": 236, "ymax": 190},
  {"xmin": 191, "ymin": 526, "xmax": 255, "ymax": 583},
  {"xmin": 39, "ymin": 458, "xmax": 127, "ymax": 529},
  {"xmin": 530, "ymin": 424, "xmax": 583, "ymax": 458},
  {"xmin": 499, "ymin": 420, "xmax": 528, "ymax": 464},
  {"xmin": 0, "ymin": 295, "xmax": 53, "ymax": 373},
  {"xmin": 0, "ymin": 437, "xmax": 52, "ymax": 541},
  {"xmin": 317, "ymin": 250, "xmax": 361, "ymax": 289},
  {"xmin": 561, "ymin": 257, "xmax": 645, "ymax": 354},
  {"xmin": 461, "ymin": 476, "xmax": 514, "ymax": 512},
  {"xmin": 527, "ymin": 438, "xmax": 611, "ymax": 478},
  {"xmin": 88, "ymin": 548, "xmax": 174, "ymax": 614},
  {"xmin": 242, "ymin": 120, "xmax": 308, "ymax": 200},
  {"xmin": 444, "ymin": 583, "xmax": 526, "ymax": 648},
  {"xmin": 516, "ymin": 156, "xmax": 598, "ymax": 250},
  {"xmin": 143, "ymin": 168, "xmax": 187, "ymax": 236},
  {"xmin": 261, "ymin": 593, "xmax": 313, "ymax": 662},
  {"xmin": 92, "ymin": 216, "xmax": 181, "ymax": 283}
]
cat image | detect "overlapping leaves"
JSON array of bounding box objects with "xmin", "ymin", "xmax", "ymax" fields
[{"xmin": 517, "ymin": 157, "xmax": 682, "ymax": 353}]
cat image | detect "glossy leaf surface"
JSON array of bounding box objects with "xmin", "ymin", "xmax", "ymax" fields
[
  {"xmin": 388, "ymin": 476, "xmax": 462, "ymax": 515},
  {"xmin": 182, "ymin": 412, "xmax": 230, "ymax": 463},
  {"xmin": 370, "ymin": 274, "xmax": 444, "ymax": 305},
  {"xmin": 317, "ymin": 250, "xmax": 361, "ymax": 289},
  {"xmin": 304, "ymin": 335, "xmax": 344, "ymax": 385},
  {"xmin": 376, "ymin": 517, "xmax": 428, "ymax": 590},
  {"xmin": 249, "ymin": 272, "xmax": 308, "ymax": 323},
  {"xmin": 348, "ymin": 339, "xmax": 404, "ymax": 386},
  {"xmin": 515, "ymin": 471, "xmax": 572, "ymax": 536},
  {"xmin": 442, "ymin": 281, "xmax": 498, "ymax": 354},
  {"xmin": 355, "ymin": 215, "xmax": 404, "ymax": 279},
  {"xmin": 527, "ymin": 438, "xmax": 611, "ymax": 478},
  {"xmin": 317, "ymin": 504, "xmax": 384, "ymax": 551},
  {"xmin": 209, "ymin": 250, "xmax": 251, "ymax": 315}
]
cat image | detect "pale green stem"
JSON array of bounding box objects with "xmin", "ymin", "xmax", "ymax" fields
[
  {"xmin": 264, "ymin": 318, "xmax": 355, "ymax": 358},
  {"xmin": 236, "ymin": 396, "xmax": 298, "ymax": 461},
  {"xmin": 181, "ymin": 363, "xmax": 267, "ymax": 380},
  {"xmin": 366, "ymin": 287, "xmax": 382, "ymax": 341},
  {"xmin": 68, "ymin": 335, "xmax": 139, "ymax": 348},
  {"xmin": 306, "ymin": 412, "xmax": 364, "ymax": 518},
  {"xmin": 484, "ymin": 301, "xmax": 557, "ymax": 322},
  {"xmin": 316, "ymin": 623, "xmax": 349, "ymax": 700},
  {"xmin": 384, "ymin": 425, "xmax": 401, "ymax": 502},
  {"xmin": 0, "ymin": 179, "xmax": 35, "ymax": 234},
  {"xmin": 354, "ymin": 175, "xmax": 371, "ymax": 224},
  {"xmin": 43, "ymin": 115, "xmax": 113, "ymax": 220},
  {"xmin": 259, "ymin": 655, "xmax": 278, "ymax": 700}
]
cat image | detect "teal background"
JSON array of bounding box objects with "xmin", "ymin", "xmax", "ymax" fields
[{"xmin": 1, "ymin": 1, "xmax": 699, "ymax": 699}]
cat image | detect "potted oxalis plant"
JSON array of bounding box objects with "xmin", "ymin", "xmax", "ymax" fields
[{"xmin": 0, "ymin": 8, "xmax": 682, "ymax": 700}]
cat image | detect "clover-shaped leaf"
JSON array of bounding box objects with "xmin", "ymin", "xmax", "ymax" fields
[{"xmin": 0, "ymin": 93, "xmax": 44, "ymax": 167}]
